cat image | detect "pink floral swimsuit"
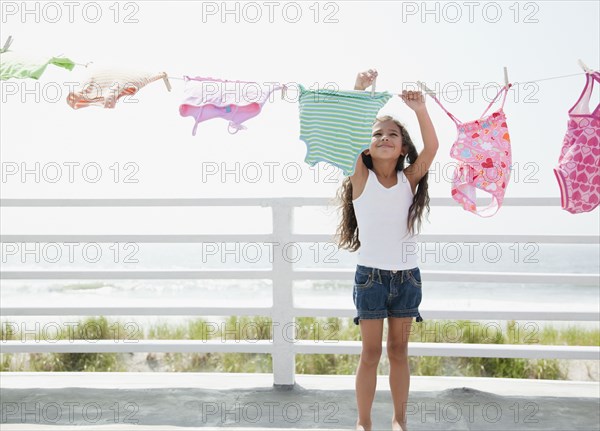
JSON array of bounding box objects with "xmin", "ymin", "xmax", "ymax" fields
[{"xmin": 428, "ymin": 84, "xmax": 513, "ymax": 217}]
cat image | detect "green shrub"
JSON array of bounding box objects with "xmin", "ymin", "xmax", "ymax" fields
[{"xmin": 2, "ymin": 317, "xmax": 595, "ymax": 380}]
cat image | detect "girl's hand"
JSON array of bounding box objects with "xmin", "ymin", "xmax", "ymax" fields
[
  {"xmin": 354, "ymin": 69, "xmax": 378, "ymax": 91},
  {"xmin": 400, "ymin": 90, "xmax": 426, "ymax": 112}
]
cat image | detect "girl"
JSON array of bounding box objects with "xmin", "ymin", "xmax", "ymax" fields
[{"xmin": 335, "ymin": 69, "xmax": 439, "ymax": 431}]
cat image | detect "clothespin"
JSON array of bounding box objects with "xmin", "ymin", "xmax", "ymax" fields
[
  {"xmin": 417, "ymin": 81, "xmax": 436, "ymax": 97},
  {"xmin": 161, "ymin": 72, "xmax": 172, "ymax": 91},
  {"xmin": 281, "ymin": 84, "xmax": 287, "ymax": 100},
  {"xmin": 371, "ymin": 76, "xmax": 377, "ymax": 97},
  {"xmin": 578, "ymin": 59, "xmax": 592, "ymax": 73},
  {"xmin": 503, "ymin": 66, "xmax": 511, "ymax": 88},
  {"xmin": 1, "ymin": 35, "xmax": 13, "ymax": 53}
]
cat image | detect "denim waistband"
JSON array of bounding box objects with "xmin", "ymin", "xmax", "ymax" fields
[{"xmin": 356, "ymin": 264, "xmax": 418, "ymax": 283}]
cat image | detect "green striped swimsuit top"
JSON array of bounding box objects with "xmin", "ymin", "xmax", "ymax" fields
[{"xmin": 298, "ymin": 84, "xmax": 393, "ymax": 176}]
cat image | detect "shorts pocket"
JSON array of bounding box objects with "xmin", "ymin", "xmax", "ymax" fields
[
  {"xmin": 407, "ymin": 268, "xmax": 422, "ymax": 288},
  {"xmin": 354, "ymin": 270, "xmax": 374, "ymax": 289}
]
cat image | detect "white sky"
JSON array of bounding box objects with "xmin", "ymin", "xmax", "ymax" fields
[{"xmin": 1, "ymin": 1, "xmax": 599, "ymax": 236}]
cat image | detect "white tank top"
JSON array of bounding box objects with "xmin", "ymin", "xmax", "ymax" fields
[{"xmin": 352, "ymin": 169, "xmax": 419, "ymax": 270}]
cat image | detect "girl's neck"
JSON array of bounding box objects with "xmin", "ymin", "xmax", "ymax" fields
[{"xmin": 372, "ymin": 161, "xmax": 398, "ymax": 178}]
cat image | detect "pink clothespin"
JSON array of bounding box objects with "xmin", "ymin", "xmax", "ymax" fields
[{"xmin": 371, "ymin": 76, "xmax": 377, "ymax": 97}]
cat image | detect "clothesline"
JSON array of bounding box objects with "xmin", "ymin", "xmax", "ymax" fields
[
  {"xmin": 159, "ymin": 71, "xmax": 592, "ymax": 96},
  {"xmin": 3, "ymin": 34, "xmax": 595, "ymax": 96},
  {"xmin": 413, "ymin": 71, "xmax": 590, "ymax": 95}
]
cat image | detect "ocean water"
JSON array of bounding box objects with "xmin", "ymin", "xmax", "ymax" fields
[{"xmin": 1, "ymin": 243, "xmax": 599, "ymax": 331}]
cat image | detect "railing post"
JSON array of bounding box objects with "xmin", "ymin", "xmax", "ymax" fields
[{"xmin": 271, "ymin": 201, "xmax": 295, "ymax": 387}]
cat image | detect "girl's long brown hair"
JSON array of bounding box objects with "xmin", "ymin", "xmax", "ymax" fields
[{"xmin": 335, "ymin": 116, "xmax": 430, "ymax": 252}]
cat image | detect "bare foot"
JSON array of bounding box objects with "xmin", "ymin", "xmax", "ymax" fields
[
  {"xmin": 356, "ymin": 419, "xmax": 371, "ymax": 431},
  {"xmin": 392, "ymin": 419, "xmax": 407, "ymax": 431}
]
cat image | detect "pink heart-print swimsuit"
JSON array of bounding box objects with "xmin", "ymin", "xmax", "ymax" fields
[{"xmin": 553, "ymin": 71, "xmax": 600, "ymax": 214}]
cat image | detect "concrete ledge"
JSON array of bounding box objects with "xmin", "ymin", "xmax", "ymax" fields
[
  {"xmin": 2, "ymin": 373, "xmax": 599, "ymax": 430},
  {"xmin": 0, "ymin": 426, "xmax": 339, "ymax": 431},
  {"xmin": 1, "ymin": 372, "xmax": 598, "ymax": 398}
]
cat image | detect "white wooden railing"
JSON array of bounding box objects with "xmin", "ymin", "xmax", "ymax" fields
[{"xmin": 1, "ymin": 197, "xmax": 599, "ymax": 386}]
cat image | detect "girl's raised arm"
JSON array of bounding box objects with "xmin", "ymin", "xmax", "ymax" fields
[
  {"xmin": 401, "ymin": 91, "xmax": 439, "ymax": 190},
  {"xmin": 349, "ymin": 69, "xmax": 377, "ymax": 196}
]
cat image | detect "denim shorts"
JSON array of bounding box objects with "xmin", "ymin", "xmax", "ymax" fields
[{"xmin": 352, "ymin": 264, "xmax": 423, "ymax": 325}]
